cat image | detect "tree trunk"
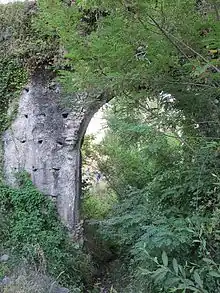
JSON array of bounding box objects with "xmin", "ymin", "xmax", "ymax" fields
[{"xmin": 2, "ymin": 70, "xmax": 107, "ymax": 231}]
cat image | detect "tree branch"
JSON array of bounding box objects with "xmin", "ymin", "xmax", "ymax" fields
[
  {"xmin": 141, "ymin": 14, "xmax": 220, "ymax": 73},
  {"xmin": 212, "ymin": 0, "xmax": 220, "ymax": 21}
]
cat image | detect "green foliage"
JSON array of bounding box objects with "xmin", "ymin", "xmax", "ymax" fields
[
  {"xmin": 0, "ymin": 59, "xmax": 27, "ymax": 134},
  {"xmin": 95, "ymin": 102, "xmax": 220, "ymax": 292},
  {"xmin": 2, "ymin": 0, "xmax": 220, "ymax": 291},
  {"xmin": 37, "ymin": 0, "xmax": 220, "ymax": 102},
  {"xmin": 82, "ymin": 185, "xmax": 117, "ymax": 220},
  {"xmin": 0, "ymin": 173, "xmax": 92, "ymax": 290},
  {"xmin": 140, "ymin": 250, "xmax": 220, "ymax": 292},
  {"xmin": 0, "ymin": 262, "xmax": 9, "ymax": 280},
  {"xmin": 0, "ymin": 2, "xmax": 60, "ymax": 68},
  {"xmin": 0, "ymin": 2, "xmax": 61, "ymax": 134},
  {"xmin": 99, "ymin": 119, "xmax": 181, "ymax": 192},
  {"xmin": 81, "ymin": 134, "xmax": 98, "ymax": 166}
]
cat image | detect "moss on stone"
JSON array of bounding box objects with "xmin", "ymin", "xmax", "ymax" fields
[{"xmin": 0, "ymin": 59, "xmax": 27, "ymax": 132}]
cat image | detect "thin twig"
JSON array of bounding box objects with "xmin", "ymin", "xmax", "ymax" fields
[
  {"xmin": 170, "ymin": 130, "xmax": 195, "ymax": 152},
  {"xmin": 138, "ymin": 16, "xmax": 191, "ymax": 62},
  {"xmin": 212, "ymin": 0, "xmax": 220, "ymax": 21},
  {"xmin": 166, "ymin": 31, "xmax": 220, "ymax": 73},
  {"xmin": 165, "ymin": 80, "xmax": 218, "ymax": 89},
  {"xmin": 141, "ymin": 13, "xmax": 220, "ymax": 73},
  {"xmin": 49, "ymin": 271, "xmax": 65, "ymax": 293}
]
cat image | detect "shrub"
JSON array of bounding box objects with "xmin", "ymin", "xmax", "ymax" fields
[
  {"xmin": 96, "ymin": 116, "xmax": 220, "ymax": 292},
  {"xmin": 82, "ymin": 184, "xmax": 117, "ymax": 220},
  {"xmin": 0, "ymin": 173, "xmax": 92, "ymax": 290}
]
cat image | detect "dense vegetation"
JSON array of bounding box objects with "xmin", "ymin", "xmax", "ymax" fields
[
  {"xmin": 94, "ymin": 101, "xmax": 220, "ymax": 292},
  {"xmin": 76, "ymin": 0, "xmax": 220, "ymax": 291},
  {"xmin": 0, "ymin": 173, "xmax": 94, "ymax": 292},
  {"xmin": 1, "ymin": 0, "xmax": 220, "ymax": 292}
]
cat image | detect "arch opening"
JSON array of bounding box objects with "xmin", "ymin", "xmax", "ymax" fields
[{"xmin": 80, "ymin": 105, "xmax": 117, "ymax": 224}]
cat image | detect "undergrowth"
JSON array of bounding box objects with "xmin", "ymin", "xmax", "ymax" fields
[
  {"xmin": 82, "ymin": 184, "xmax": 117, "ymax": 221},
  {"xmin": 0, "ymin": 173, "xmax": 93, "ymax": 291},
  {"xmin": 95, "ymin": 119, "xmax": 220, "ymax": 292}
]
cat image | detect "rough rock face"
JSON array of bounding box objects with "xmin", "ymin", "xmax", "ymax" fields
[{"xmin": 2, "ymin": 71, "xmax": 101, "ymax": 230}]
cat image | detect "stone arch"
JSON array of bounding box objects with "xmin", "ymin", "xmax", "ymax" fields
[{"xmin": 2, "ymin": 70, "xmax": 111, "ymax": 231}]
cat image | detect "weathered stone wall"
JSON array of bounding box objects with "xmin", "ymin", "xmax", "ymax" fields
[
  {"xmin": 2, "ymin": 68, "xmax": 108, "ymax": 230},
  {"xmin": 2, "ymin": 73, "xmax": 87, "ymax": 230}
]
